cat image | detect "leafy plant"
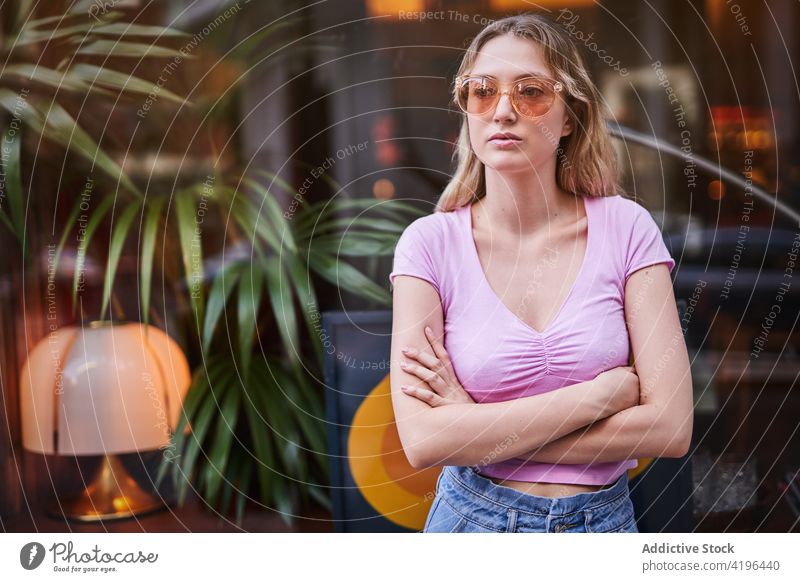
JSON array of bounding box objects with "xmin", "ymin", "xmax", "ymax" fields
[
  {"xmin": 153, "ymin": 172, "xmax": 423, "ymax": 525},
  {"xmin": 0, "ymin": 2, "xmax": 425, "ymax": 527},
  {"xmin": 54, "ymin": 167, "xmax": 424, "ymax": 526},
  {"xmin": 0, "ymin": 5, "xmax": 191, "ymax": 260}
]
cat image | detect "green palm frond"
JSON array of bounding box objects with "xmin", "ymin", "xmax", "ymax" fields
[
  {"xmin": 0, "ymin": 7, "xmax": 195, "ymax": 251},
  {"xmin": 161, "ymin": 353, "xmax": 330, "ymax": 528},
  {"xmin": 146, "ymin": 174, "xmax": 420, "ymax": 524}
]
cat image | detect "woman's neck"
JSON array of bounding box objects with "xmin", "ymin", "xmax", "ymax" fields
[{"xmin": 478, "ymin": 165, "xmax": 579, "ymax": 238}]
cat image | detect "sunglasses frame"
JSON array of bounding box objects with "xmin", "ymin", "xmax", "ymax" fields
[{"xmin": 454, "ymin": 74, "xmax": 564, "ymax": 119}]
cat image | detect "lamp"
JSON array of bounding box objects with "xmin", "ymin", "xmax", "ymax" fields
[{"xmin": 20, "ymin": 321, "xmax": 191, "ymax": 522}]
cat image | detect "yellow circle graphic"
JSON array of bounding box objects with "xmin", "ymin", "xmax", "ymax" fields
[{"xmin": 347, "ymin": 375, "xmax": 439, "ymax": 530}]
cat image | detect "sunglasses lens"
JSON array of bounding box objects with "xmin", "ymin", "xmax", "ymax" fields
[
  {"xmin": 457, "ymin": 78, "xmax": 498, "ymax": 115},
  {"xmin": 514, "ymin": 79, "xmax": 556, "ymax": 118},
  {"xmin": 457, "ymin": 76, "xmax": 559, "ymax": 118}
]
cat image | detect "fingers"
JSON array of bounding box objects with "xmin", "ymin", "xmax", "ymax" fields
[
  {"xmin": 400, "ymin": 359, "xmax": 442, "ymax": 388},
  {"xmin": 398, "ymin": 326, "xmax": 453, "ymax": 393},
  {"xmin": 424, "ymin": 326, "xmax": 451, "ymax": 366},
  {"xmin": 398, "ymin": 326, "xmax": 450, "ymax": 372},
  {"xmin": 401, "ymin": 345, "xmax": 444, "ymax": 374},
  {"xmin": 401, "ymin": 385, "xmax": 444, "ymax": 407}
]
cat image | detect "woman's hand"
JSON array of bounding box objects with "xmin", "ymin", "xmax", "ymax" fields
[
  {"xmin": 399, "ymin": 326, "xmax": 475, "ymax": 407},
  {"xmin": 596, "ymin": 365, "xmax": 641, "ymax": 413}
]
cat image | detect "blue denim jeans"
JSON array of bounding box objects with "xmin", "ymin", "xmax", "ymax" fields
[{"xmin": 423, "ymin": 465, "xmax": 639, "ymax": 533}]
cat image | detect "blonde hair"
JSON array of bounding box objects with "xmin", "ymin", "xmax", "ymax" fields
[{"xmin": 436, "ymin": 13, "xmax": 621, "ymax": 213}]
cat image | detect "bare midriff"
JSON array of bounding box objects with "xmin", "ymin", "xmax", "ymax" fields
[{"xmin": 486, "ymin": 475, "xmax": 613, "ymax": 498}]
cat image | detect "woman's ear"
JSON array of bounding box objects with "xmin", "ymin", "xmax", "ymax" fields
[{"xmin": 560, "ymin": 113, "xmax": 574, "ymax": 138}]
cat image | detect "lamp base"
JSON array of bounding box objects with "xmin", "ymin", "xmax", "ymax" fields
[{"xmin": 48, "ymin": 455, "xmax": 168, "ymax": 522}]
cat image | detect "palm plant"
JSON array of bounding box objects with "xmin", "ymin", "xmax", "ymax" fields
[
  {"xmin": 54, "ymin": 163, "xmax": 422, "ymax": 525},
  {"xmin": 150, "ymin": 174, "xmax": 424, "ymax": 524},
  {"xmin": 0, "ymin": 2, "xmax": 425, "ymax": 526},
  {"xmin": 0, "ymin": 4, "xmax": 190, "ymax": 262}
]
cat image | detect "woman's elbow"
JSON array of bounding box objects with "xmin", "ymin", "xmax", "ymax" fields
[
  {"xmin": 405, "ymin": 435, "xmax": 463, "ymax": 469},
  {"xmin": 662, "ymin": 413, "xmax": 693, "ymax": 458},
  {"xmin": 405, "ymin": 447, "xmax": 433, "ymax": 470},
  {"xmin": 665, "ymin": 434, "xmax": 691, "ymax": 458},
  {"xmin": 401, "ymin": 437, "xmax": 437, "ymax": 470},
  {"xmin": 394, "ymin": 416, "xmax": 435, "ymax": 470},
  {"xmin": 650, "ymin": 377, "xmax": 693, "ymax": 458}
]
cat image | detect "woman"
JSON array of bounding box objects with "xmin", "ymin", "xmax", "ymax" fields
[{"xmin": 388, "ymin": 13, "xmax": 693, "ymax": 533}]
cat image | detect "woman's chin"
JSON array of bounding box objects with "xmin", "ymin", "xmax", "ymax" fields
[{"xmin": 481, "ymin": 156, "xmax": 538, "ymax": 174}]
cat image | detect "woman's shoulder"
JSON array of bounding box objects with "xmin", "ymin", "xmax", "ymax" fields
[
  {"xmin": 589, "ymin": 193, "xmax": 634, "ymax": 209},
  {"xmin": 401, "ymin": 205, "xmax": 465, "ymax": 240},
  {"xmin": 592, "ymin": 193, "xmax": 652, "ymax": 212},
  {"xmin": 390, "ymin": 206, "xmax": 467, "ymax": 296},
  {"xmin": 589, "ymin": 194, "xmax": 653, "ymax": 227}
]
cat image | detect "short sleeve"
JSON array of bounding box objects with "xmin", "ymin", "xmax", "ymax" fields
[
  {"xmin": 389, "ymin": 220, "xmax": 440, "ymax": 294},
  {"xmin": 624, "ymin": 203, "xmax": 675, "ymax": 280}
]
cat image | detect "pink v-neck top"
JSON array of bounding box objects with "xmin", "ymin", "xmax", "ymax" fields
[{"xmin": 389, "ymin": 194, "xmax": 676, "ymax": 485}]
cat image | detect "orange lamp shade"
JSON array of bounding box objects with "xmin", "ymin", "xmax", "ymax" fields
[{"xmin": 20, "ymin": 321, "xmax": 191, "ymax": 456}]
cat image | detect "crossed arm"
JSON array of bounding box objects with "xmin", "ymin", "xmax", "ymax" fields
[{"xmin": 390, "ymin": 263, "xmax": 693, "ymax": 470}]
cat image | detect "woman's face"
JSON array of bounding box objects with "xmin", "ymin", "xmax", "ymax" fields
[{"xmin": 464, "ymin": 34, "xmax": 573, "ymax": 175}]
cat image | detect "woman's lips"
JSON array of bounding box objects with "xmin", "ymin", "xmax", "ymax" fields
[{"xmin": 489, "ymin": 137, "xmax": 522, "ymax": 148}]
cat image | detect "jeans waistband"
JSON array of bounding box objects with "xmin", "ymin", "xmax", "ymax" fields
[{"xmin": 439, "ymin": 465, "xmax": 631, "ymax": 517}]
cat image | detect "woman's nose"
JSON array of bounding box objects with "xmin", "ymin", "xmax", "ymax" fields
[{"xmin": 492, "ymin": 92, "xmax": 516, "ymax": 122}]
